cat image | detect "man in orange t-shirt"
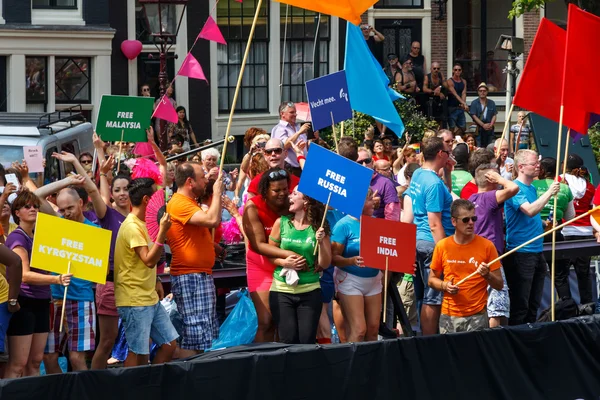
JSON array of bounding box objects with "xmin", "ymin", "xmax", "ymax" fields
[
  {"xmin": 428, "ymin": 199, "xmax": 504, "ymax": 334},
  {"xmin": 166, "ymin": 162, "xmax": 223, "ymax": 356}
]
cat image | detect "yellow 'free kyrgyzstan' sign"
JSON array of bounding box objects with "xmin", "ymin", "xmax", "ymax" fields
[{"xmin": 31, "ymin": 213, "xmax": 112, "ymax": 284}]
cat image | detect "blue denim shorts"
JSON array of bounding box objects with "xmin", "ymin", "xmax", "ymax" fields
[
  {"xmin": 117, "ymin": 302, "xmax": 179, "ymax": 355},
  {"xmin": 416, "ymin": 240, "xmax": 443, "ymax": 306}
]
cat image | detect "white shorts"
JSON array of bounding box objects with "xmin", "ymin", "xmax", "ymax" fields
[{"xmin": 334, "ymin": 268, "xmax": 382, "ymax": 297}]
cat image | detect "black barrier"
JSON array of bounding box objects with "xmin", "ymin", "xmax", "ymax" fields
[{"xmin": 2, "ymin": 316, "xmax": 600, "ymax": 400}]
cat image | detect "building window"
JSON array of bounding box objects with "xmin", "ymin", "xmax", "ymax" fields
[
  {"xmin": 26, "ymin": 57, "xmax": 47, "ymax": 104},
  {"xmin": 55, "ymin": 57, "xmax": 91, "ymax": 104},
  {"xmin": 32, "ymin": 0, "xmax": 76, "ymax": 8},
  {"xmin": 135, "ymin": 0, "xmax": 179, "ymax": 45},
  {"xmin": 137, "ymin": 52, "xmax": 176, "ymax": 99},
  {"xmin": 280, "ymin": 6, "xmax": 330, "ymax": 103},
  {"xmin": 453, "ymin": 0, "xmax": 514, "ymax": 94},
  {"xmin": 217, "ymin": 0, "xmax": 269, "ymax": 113},
  {"xmin": 374, "ymin": 0, "xmax": 423, "ymax": 8}
]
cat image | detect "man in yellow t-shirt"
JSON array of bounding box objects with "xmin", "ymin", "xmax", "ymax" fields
[
  {"xmin": 428, "ymin": 199, "xmax": 504, "ymax": 334},
  {"xmin": 114, "ymin": 178, "xmax": 178, "ymax": 367}
]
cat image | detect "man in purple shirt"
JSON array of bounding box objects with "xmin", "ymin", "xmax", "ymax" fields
[
  {"xmin": 359, "ymin": 148, "xmax": 399, "ymax": 220},
  {"xmin": 271, "ymin": 102, "xmax": 311, "ymax": 176},
  {"xmin": 469, "ymin": 163, "xmax": 518, "ymax": 327}
]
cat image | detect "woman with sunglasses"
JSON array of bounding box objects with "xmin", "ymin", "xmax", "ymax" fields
[
  {"xmin": 4, "ymin": 191, "xmax": 72, "ymax": 378},
  {"xmin": 332, "ymin": 189, "xmax": 382, "ymax": 342},
  {"xmin": 268, "ymin": 188, "xmax": 331, "ymax": 344},
  {"xmin": 243, "ymin": 168, "xmax": 305, "ymax": 342},
  {"xmin": 234, "ymin": 127, "xmax": 270, "ymax": 205}
]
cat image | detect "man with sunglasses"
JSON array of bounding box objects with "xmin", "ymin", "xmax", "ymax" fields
[
  {"xmin": 423, "ymin": 62, "xmax": 448, "ymax": 126},
  {"xmin": 271, "ymin": 102, "xmax": 311, "ymax": 177},
  {"xmin": 446, "ymin": 63, "xmax": 469, "ymax": 135},
  {"xmin": 140, "ymin": 83, "xmax": 152, "ymax": 98},
  {"xmin": 428, "ymin": 199, "xmax": 504, "ymax": 333},
  {"xmin": 503, "ymin": 150, "xmax": 559, "ymax": 326},
  {"xmin": 407, "ymin": 137, "xmax": 454, "ymax": 335},
  {"xmin": 469, "ymin": 82, "xmax": 497, "ymax": 148},
  {"xmin": 394, "ymin": 55, "xmax": 419, "ymax": 95},
  {"xmin": 247, "ymin": 138, "xmax": 299, "ymax": 199}
]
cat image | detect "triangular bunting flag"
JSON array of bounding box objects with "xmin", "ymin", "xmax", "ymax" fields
[
  {"xmin": 152, "ymin": 95, "xmax": 178, "ymax": 123},
  {"xmin": 178, "ymin": 53, "xmax": 207, "ymax": 82},
  {"xmin": 198, "ymin": 16, "xmax": 227, "ymax": 45}
]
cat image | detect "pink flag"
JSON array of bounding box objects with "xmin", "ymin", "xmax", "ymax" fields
[
  {"xmin": 178, "ymin": 53, "xmax": 207, "ymax": 82},
  {"xmin": 152, "ymin": 95, "xmax": 178, "ymax": 123},
  {"xmin": 198, "ymin": 16, "xmax": 227, "ymax": 45}
]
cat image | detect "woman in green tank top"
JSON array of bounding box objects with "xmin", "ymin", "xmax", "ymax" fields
[{"xmin": 268, "ymin": 188, "xmax": 332, "ymax": 344}]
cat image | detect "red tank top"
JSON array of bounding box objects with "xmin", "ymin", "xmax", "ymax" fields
[{"xmin": 249, "ymin": 195, "xmax": 280, "ymax": 239}]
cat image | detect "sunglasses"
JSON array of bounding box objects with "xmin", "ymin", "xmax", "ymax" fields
[
  {"xmin": 21, "ymin": 204, "xmax": 40, "ymax": 210},
  {"xmin": 455, "ymin": 216, "xmax": 477, "ymax": 223},
  {"xmin": 269, "ymin": 169, "xmax": 288, "ymax": 179},
  {"xmin": 432, "ymin": 67, "xmax": 440, "ymax": 70},
  {"xmin": 412, "ymin": 46, "xmax": 421, "ymax": 50},
  {"xmin": 453, "ymin": 68, "xmax": 462, "ymax": 71},
  {"xmin": 265, "ymin": 148, "xmax": 284, "ymax": 155},
  {"xmin": 80, "ymin": 159, "xmax": 93, "ymax": 165},
  {"xmin": 142, "ymin": 88, "xmax": 150, "ymax": 92},
  {"xmin": 358, "ymin": 158, "xmax": 372, "ymax": 165}
]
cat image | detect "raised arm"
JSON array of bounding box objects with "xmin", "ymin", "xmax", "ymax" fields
[
  {"xmin": 187, "ymin": 174, "xmax": 223, "ymax": 228},
  {"xmin": 134, "ymin": 213, "xmax": 171, "ymax": 267},
  {"xmin": 13, "ymin": 161, "xmax": 38, "ymax": 192},
  {"xmin": 92, "ymin": 132, "xmax": 107, "ymax": 167},
  {"xmin": 34, "ymin": 174, "xmax": 85, "ymax": 216},
  {"xmin": 99, "ymin": 155, "xmax": 115, "ymax": 207},
  {"xmin": 52, "ymin": 151, "xmax": 108, "ymax": 219},
  {"xmin": 146, "ymin": 127, "xmax": 168, "ymax": 187},
  {"xmin": 520, "ymin": 181, "xmax": 560, "ymax": 217}
]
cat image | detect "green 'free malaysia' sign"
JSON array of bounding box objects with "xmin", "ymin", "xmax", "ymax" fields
[{"xmin": 96, "ymin": 95, "xmax": 155, "ymax": 142}]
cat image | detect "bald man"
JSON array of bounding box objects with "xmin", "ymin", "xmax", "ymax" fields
[
  {"xmin": 374, "ymin": 159, "xmax": 393, "ymax": 179},
  {"xmin": 247, "ymin": 138, "xmax": 300, "ymax": 198},
  {"xmin": 493, "ymin": 138, "xmax": 514, "ymax": 181},
  {"xmin": 34, "ymin": 181, "xmax": 99, "ymax": 373}
]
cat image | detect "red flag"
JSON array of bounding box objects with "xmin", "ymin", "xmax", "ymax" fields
[
  {"xmin": 198, "ymin": 16, "xmax": 227, "ymax": 45},
  {"xmin": 512, "ymin": 18, "xmax": 589, "ymax": 134},
  {"xmin": 562, "ymin": 5, "xmax": 600, "ymax": 119},
  {"xmin": 152, "ymin": 95, "xmax": 178, "ymax": 123},
  {"xmin": 177, "ymin": 53, "xmax": 207, "ymax": 82}
]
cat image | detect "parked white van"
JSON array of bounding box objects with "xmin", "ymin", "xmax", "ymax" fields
[{"xmin": 0, "ymin": 109, "xmax": 94, "ymax": 185}]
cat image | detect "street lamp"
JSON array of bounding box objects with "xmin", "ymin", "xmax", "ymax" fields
[
  {"xmin": 495, "ymin": 34, "xmax": 524, "ymax": 123},
  {"xmin": 139, "ymin": 0, "xmax": 188, "ymax": 151}
]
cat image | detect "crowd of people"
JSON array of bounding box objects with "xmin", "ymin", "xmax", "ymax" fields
[{"xmin": 0, "ymin": 97, "xmax": 598, "ymax": 379}]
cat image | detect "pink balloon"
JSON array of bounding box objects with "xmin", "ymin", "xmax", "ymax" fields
[{"xmin": 121, "ymin": 40, "xmax": 143, "ymax": 60}]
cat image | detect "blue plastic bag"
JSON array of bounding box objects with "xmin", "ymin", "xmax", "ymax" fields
[{"xmin": 210, "ymin": 289, "xmax": 258, "ymax": 350}]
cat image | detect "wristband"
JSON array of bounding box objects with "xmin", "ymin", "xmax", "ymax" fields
[
  {"xmin": 100, "ymin": 173, "xmax": 107, "ymax": 177},
  {"xmin": 154, "ymin": 242, "xmax": 165, "ymax": 247},
  {"xmin": 297, "ymin": 155, "xmax": 306, "ymax": 161}
]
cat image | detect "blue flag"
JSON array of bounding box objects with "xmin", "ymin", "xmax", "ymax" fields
[{"xmin": 344, "ymin": 22, "xmax": 405, "ymax": 136}]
